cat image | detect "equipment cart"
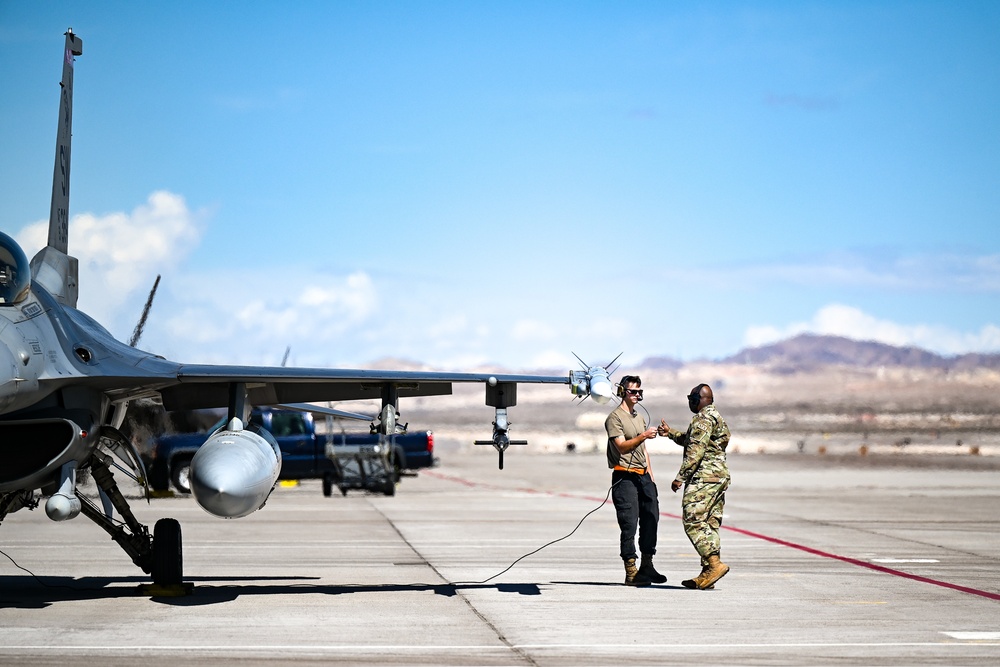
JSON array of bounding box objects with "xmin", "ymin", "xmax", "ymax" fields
[{"xmin": 322, "ymin": 430, "xmax": 398, "ymax": 497}]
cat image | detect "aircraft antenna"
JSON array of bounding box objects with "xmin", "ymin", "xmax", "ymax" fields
[
  {"xmin": 128, "ymin": 274, "xmax": 160, "ymax": 347},
  {"xmin": 604, "ymin": 352, "xmax": 623, "ymax": 370}
]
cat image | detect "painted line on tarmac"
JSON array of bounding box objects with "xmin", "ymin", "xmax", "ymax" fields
[
  {"xmin": 942, "ymin": 632, "xmax": 1000, "ymax": 640},
  {"xmin": 424, "ymin": 470, "xmax": 1000, "ymax": 603},
  {"xmin": 3, "ymin": 641, "xmax": 999, "ymax": 655},
  {"xmin": 719, "ymin": 522, "xmax": 1000, "ymax": 602}
]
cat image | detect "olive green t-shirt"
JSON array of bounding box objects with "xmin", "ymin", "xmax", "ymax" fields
[{"xmin": 604, "ymin": 405, "xmax": 648, "ymax": 469}]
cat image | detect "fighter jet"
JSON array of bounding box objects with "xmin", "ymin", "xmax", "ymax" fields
[{"xmin": 0, "ymin": 30, "xmax": 615, "ymax": 587}]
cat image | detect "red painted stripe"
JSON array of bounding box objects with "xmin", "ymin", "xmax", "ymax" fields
[
  {"xmin": 720, "ymin": 523, "xmax": 1000, "ymax": 602},
  {"xmin": 424, "ymin": 470, "xmax": 1000, "ymax": 602}
]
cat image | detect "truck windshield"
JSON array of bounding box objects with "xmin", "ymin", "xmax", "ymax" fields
[{"xmin": 270, "ymin": 412, "xmax": 307, "ymax": 436}]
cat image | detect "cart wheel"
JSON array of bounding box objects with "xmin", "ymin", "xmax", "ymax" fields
[{"xmin": 322, "ymin": 475, "xmax": 333, "ymax": 497}]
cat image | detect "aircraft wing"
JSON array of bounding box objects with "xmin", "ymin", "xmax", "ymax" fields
[
  {"xmin": 31, "ymin": 298, "xmax": 601, "ymax": 412},
  {"xmin": 159, "ymin": 365, "xmax": 570, "ymax": 411}
]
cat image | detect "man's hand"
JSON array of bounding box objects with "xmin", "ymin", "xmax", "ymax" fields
[
  {"xmin": 642, "ymin": 426, "xmax": 657, "ymax": 440},
  {"xmin": 671, "ymin": 479, "xmax": 683, "ymax": 492},
  {"xmin": 656, "ymin": 419, "xmax": 670, "ymax": 436}
]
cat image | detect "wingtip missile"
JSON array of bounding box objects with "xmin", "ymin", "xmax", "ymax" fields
[{"xmin": 569, "ymin": 364, "xmax": 615, "ymax": 405}]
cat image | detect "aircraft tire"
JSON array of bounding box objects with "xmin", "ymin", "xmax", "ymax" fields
[
  {"xmin": 171, "ymin": 458, "xmax": 193, "ymax": 494},
  {"xmin": 151, "ymin": 518, "xmax": 183, "ymax": 586}
]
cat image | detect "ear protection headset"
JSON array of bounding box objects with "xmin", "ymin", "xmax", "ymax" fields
[
  {"xmin": 688, "ymin": 383, "xmax": 709, "ymax": 412},
  {"xmin": 617, "ymin": 375, "xmax": 641, "ymax": 399}
]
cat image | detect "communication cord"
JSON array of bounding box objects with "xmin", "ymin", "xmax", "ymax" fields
[
  {"xmin": 454, "ymin": 401, "xmax": 654, "ymax": 586},
  {"xmin": 0, "ymin": 547, "xmax": 85, "ymax": 591}
]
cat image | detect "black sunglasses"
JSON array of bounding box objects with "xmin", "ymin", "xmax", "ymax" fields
[{"xmin": 626, "ymin": 389, "xmax": 644, "ymax": 397}]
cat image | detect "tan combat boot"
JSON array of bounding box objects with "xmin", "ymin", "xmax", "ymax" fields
[
  {"xmin": 681, "ymin": 565, "xmax": 705, "ymax": 589},
  {"xmin": 696, "ymin": 554, "xmax": 729, "ymax": 589},
  {"xmin": 623, "ymin": 558, "xmax": 651, "ymax": 586},
  {"xmin": 637, "ymin": 554, "xmax": 667, "ymax": 584}
]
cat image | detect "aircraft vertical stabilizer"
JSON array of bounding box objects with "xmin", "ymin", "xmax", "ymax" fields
[{"xmin": 29, "ymin": 29, "xmax": 83, "ymax": 308}]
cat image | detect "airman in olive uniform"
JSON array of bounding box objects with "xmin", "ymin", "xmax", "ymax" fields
[{"xmin": 605, "ymin": 375, "xmax": 667, "ymax": 586}]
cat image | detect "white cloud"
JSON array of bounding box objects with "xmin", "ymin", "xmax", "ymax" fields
[
  {"xmin": 154, "ymin": 269, "xmax": 379, "ymax": 364},
  {"xmin": 16, "ymin": 191, "xmax": 204, "ymax": 326},
  {"xmin": 744, "ymin": 304, "xmax": 1000, "ymax": 355},
  {"xmin": 14, "ymin": 191, "xmax": 387, "ymax": 366}
]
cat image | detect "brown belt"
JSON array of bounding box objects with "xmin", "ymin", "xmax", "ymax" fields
[{"xmin": 613, "ymin": 465, "xmax": 646, "ymax": 475}]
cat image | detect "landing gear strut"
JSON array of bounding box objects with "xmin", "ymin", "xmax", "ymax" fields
[{"xmin": 78, "ymin": 434, "xmax": 184, "ymax": 588}]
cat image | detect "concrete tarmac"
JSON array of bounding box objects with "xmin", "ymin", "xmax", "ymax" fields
[{"xmin": 1, "ymin": 450, "xmax": 998, "ymax": 666}]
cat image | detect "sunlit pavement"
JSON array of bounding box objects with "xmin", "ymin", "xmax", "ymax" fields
[{"xmin": 1, "ymin": 450, "xmax": 998, "ymax": 666}]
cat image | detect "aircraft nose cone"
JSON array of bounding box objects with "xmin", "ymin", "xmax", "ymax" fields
[{"xmin": 190, "ymin": 434, "xmax": 279, "ymax": 519}]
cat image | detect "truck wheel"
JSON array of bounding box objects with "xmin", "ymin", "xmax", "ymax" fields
[
  {"xmin": 171, "ymin": 458, "xmax": 193, "ymax": 494},
  {"xmin": 151, "ymin": 518, "xmax": 183, "ymax": 586},
  {"xmin": 322, "ymin": 474, "xmax": 333, "ymax": 497}
]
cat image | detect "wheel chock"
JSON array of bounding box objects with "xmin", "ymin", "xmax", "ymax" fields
[{"xmin": 136, "ymin": 582, "xmax": 195, "ymax": 597}]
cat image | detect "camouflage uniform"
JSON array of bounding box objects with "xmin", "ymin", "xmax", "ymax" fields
[{"xmin": 666, "ymin": 404, "xmax": 731, "ymax": 563}]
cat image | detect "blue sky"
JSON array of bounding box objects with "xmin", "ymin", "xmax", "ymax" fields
[{"xmin": 2, "ymin": 2, "xmax": 998, "ymax": 370}]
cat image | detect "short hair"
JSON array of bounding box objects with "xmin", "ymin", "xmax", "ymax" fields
[{"xmin": 620, "ymin": 374, "xmax": 641, "ymax": 388}]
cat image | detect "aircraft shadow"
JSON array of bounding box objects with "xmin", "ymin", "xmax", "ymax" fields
[
  {"xmin": 0, "ymin": 574, "xmax": 543, "ymax": 608},
  {"xmin": 1, "ymin": 574, "xmax": 686, "ymax": 608},
  {"xmin": 0, "ymin": 574, "xmax": 316, "ymax": 608}
]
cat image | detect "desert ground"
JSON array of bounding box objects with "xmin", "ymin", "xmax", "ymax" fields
[{"xmin": 373, "ymin": 363, "xmax": 1000, "ymax": 463}]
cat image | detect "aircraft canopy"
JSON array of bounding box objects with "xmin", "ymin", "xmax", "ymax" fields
[{"xmin": 0, "ymin": 233, "xmax": 31, "ymax": 305}]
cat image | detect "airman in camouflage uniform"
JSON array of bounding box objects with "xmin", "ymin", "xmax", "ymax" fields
[{"xmin": 660, "ymin": 383, "xmax": 732, "ymax": 590}]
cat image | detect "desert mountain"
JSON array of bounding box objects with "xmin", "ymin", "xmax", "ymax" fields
[
  {"xmin": 710, "ymin": 333, "xmax": 1000, "ymax": 371},
  {"xmin": 636, "ymin": 334, "xmax": 1000, "ymax": 371}
]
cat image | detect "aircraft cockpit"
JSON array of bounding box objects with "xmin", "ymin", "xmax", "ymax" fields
[{"xmin": 0, "ymin": 232, "xmax": 31, "ymax": 305}]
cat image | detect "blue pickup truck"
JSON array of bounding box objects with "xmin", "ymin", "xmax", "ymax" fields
[{"xmin": 148, "ymin": 407, "xmax": 435, "ymax": 496}]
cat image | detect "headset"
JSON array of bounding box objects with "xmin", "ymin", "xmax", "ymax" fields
[
  {"xmin": 688, "ymin": 383, "xmax": 709, "ymax": 413},
  {"xmin": 616, "ymin": 374, "xmax": 643, "ymax": 400}
]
